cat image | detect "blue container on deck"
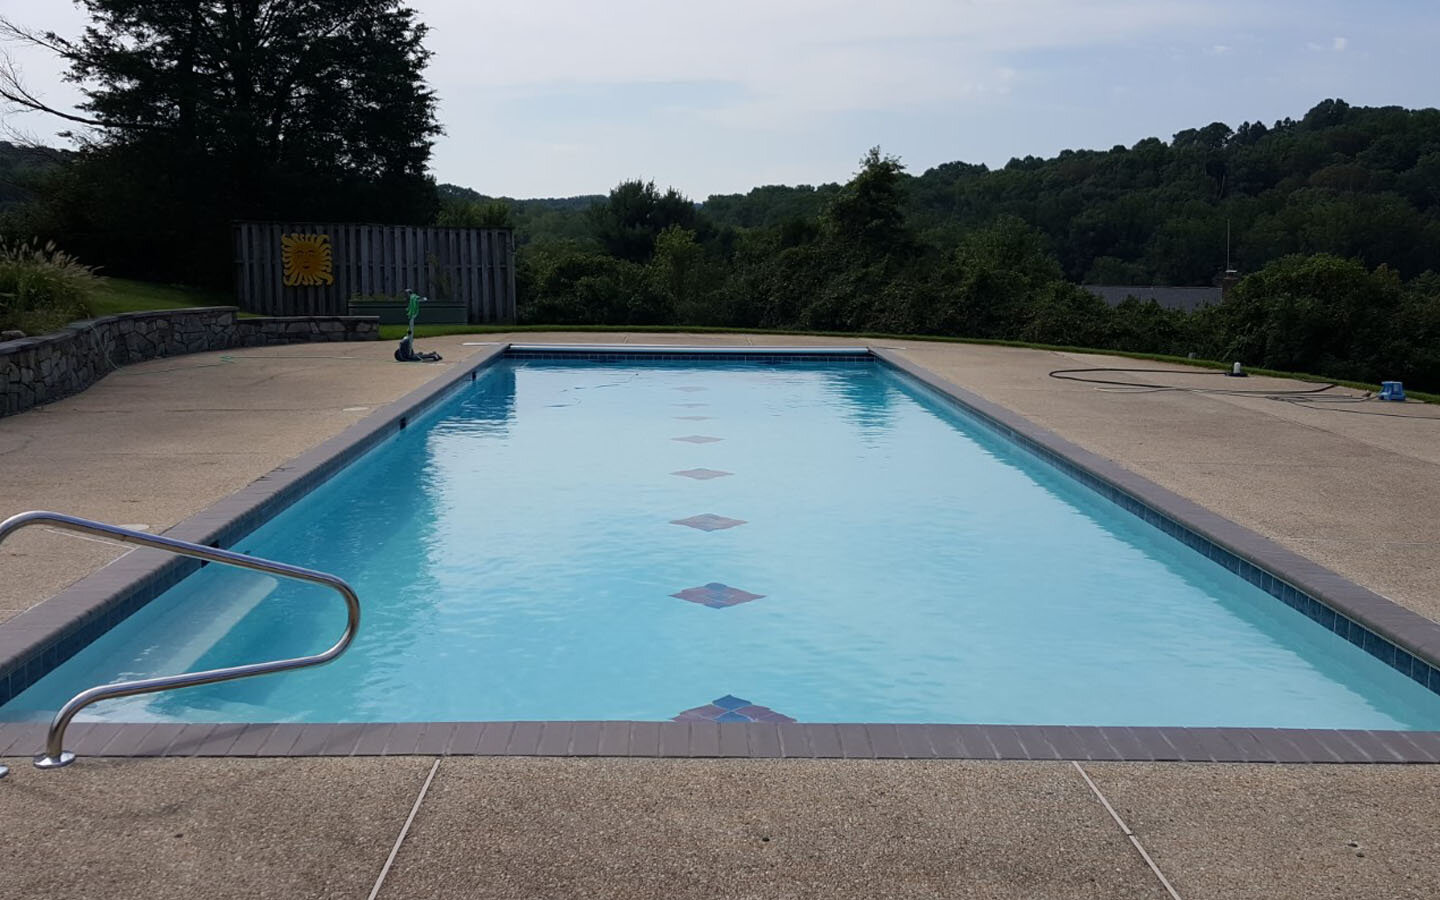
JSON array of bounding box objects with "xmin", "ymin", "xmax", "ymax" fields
[{"xmin": 1379, "ymin": 381, "xmax": 1406, "ymax": 401}]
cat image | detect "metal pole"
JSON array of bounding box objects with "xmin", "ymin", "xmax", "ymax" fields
[{"xmin": 0, "ymin": 510, "xmax": 361, "ymax": 770}]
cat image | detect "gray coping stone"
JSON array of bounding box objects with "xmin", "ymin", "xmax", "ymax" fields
[
  {"xmin": 535, "ymin": 721, "xmax": 573, "ymax": 756},
  {"xmin": 383, "ymin": 723, "xmax": 427, "ymax": 755},
  {"xmin": 866, "ymin": 724, "xmax": 905, "ymax": 758},
  {"xmin": 505, "ymin": 721, "xmax": 543, "ymax": 755},
  {"xmin": 597, "ymin": 721, "xmax": 630, "ymax": 756},
  {"xmin": 94, "ymin": 722, "xmax": 159, "ymax": 757},
  {"xmin": 4, "ymin": 721, "xmax": 1440, "ymax": 764},
  {"xmin": 748, "ymin": 723, "xmax": 782, "ymax": 757},
  {"xmin": 161, "ymin": 723, "xmax": 217, "ymax": 757},
  {"xmin": 317, "ymin": 722, "xmax": 368, "ymax": 756},
  {"xmin": 717, "ymin": 722, "xmax": 749, "ymax": 757},
  {"xmin": 190, "ymin": 722, "xmax": 251, "ymax": 756},
  {"xmin": 837, "ymin": 723, "xmax": 873, "ymax": 758},
  {"xmin": 570, "ymin": 722, "xmax": 603, "ymax": 756},
  {"xmin": 776, "ymin": 722, "xmax": 810, "ymax": 757},
  {"xmin": 807, "ymin": 724, "xmax": 844, "ymax": 758},
  {"xmin": 628, "ymin": 721, "xmax": 660, "ymax": 756},
  {"xmin": 351, "ymin": 723, "xmax": 394, "ymax": 756},
  {"xmin": 446, "ymin": 721, "xmax": 487, "ymax": 755},
  {"xmin": 227, "ymin": 723, "xmax": 280, "ymax": 757},
  {"xmin": 254, "ymin": 723, "xmax": 305, "ymax": 757},
  {"xmin": 689, "ymin": 721, "xmax": 721, "ymax": 757},
  {"xmin": 894, "ymin": 725, "xmax": 936, "ymax": 759},
  {"xmin": 415, "ymin": 722, "xmax": 457, "ymax": 755},
  {"xmin": 473, "ymin": 722, "xmax": 515, "ymax": 755}
]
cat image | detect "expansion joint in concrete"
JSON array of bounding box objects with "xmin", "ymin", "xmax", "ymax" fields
[
  {"xmin": 368, "ymin": 756, "xmax": 441, "ymax": 900},
  {"xmin": 1073, "ymin": 761, "xmax": 1182, "ymax": 900}
]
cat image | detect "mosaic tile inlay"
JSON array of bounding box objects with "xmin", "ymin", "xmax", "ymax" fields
[
  {"xmin": 672, "ymin": 434, "xmax": 723, "ymax": 443},
  {"xmin": 671, "ymin": 513, "xmax": 746, "ymax": 531},
  {"xmin": 674, "ymin": 694, "xmax": 796, "ymax": 723},
  {"xmin": 671, "ymin": 582, "xmax": 765, "ymax": 608},
  {"xmin": 671, "ymin": 468, "xmax": 733, "ymax": 480}
]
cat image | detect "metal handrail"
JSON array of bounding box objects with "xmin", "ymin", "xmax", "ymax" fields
[{"xmin": 0, "ymin": 511, "xmax": 360, "ymax": 770}]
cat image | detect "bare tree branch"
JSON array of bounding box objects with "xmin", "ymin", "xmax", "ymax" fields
[
  {"xmin": 0, "ymin": 118, "xmax": 57, "ymax": 149},
  {"xmin": 0, "ymin": 16, "xmax": 77, "ymax": 58},
  {"xmin": 0, "ymin": 53, "xmax": 106, "ymax": 128}
]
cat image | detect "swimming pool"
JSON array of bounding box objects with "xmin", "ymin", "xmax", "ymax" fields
[{"xmin": 5, "ymin": 349, "xmax": 1440, "ymax": 730}]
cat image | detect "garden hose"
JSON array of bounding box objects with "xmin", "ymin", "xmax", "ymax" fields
[
  {"xmin": 1047, "ymin": 367, "xmax": 1338, "ymax": 395},
  {"xmin": 1047, "ymin": 367, "xmax": 1440, "ymax": 420}
]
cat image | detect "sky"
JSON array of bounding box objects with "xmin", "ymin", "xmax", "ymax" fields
[{"xmin": 1, "ymin": 0, "xmax": 1437, "ymax": 200}]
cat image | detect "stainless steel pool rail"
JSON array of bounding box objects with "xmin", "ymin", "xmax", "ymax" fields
[{"xmin": 0, "ymin": 511, "xmax": 360, "ymax": 772}]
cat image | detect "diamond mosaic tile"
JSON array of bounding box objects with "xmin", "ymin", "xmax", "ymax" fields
[
  {"xmin": 673, "ymin": 695, "xmax": 796, "ymax": 723},
  {"xmin": 671, "ymin": 468, "xmax": 733, "ymax": 480},
  {"xmin": 671, "ymin": 514, "xmax": 746, "ymax": 531},
  {"xmin": 672, "ymin": 434, "xmax": 723, "ymax": 443},
  {"xmin": 671, "ymin": 582, "xmax": 765, "ymax": 608}
]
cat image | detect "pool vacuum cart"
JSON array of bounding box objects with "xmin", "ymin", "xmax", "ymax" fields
[{"xmin": 394, "ymin": 289, "xmax": 444, "ymax": 363}]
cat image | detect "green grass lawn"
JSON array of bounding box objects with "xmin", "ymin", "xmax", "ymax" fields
[
  {"xmin": 85, "ymin": 282, "xmax": 1436, "ymax": 404},
  {"xmin": 88, "ymin": 277, "xmax": 234, "ymax": 317}
]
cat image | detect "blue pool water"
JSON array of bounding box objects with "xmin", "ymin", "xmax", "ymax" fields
[{"xmin": 6, "ymin": 355, "xmax": 1440, "ymax": 728}]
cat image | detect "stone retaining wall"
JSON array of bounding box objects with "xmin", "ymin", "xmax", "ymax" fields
[{"xmin": 0, "ymin": 307, "xmax": 379, "ymax": 417}]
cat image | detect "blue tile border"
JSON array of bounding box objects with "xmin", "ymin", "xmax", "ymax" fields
[
  {"xmin": 507, "ymin": 352, "xmax": 874, "ymax": 364},
  {"xmin": 504, "ymin": 345, "xmax": 873, "ymax": 364},
  {"xmin": 871, "ymin": 347, "xmax": 1440, "ymax": 699}
]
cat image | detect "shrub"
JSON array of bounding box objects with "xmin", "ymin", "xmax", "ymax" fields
[{"xmin": 0, "ymin": 239, "xmax": 99, "ymax": 335}]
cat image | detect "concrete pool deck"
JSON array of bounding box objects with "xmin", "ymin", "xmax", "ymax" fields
[{"xmin": 3, "ymin": 332, "xmax": 1440, "ymax": 897}]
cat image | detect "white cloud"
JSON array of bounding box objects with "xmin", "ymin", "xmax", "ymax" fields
[
  {"xmin": 1307, "ymin": 35, "xmax": 1350, "ymax": 52},
  {"xmin": 421, "ymin": 0, "xmax": 1222, "ymax": 189},
  {"xmin": 1, "ymin": 1, "xmax": 1424, "ymax": 198},
  {"xmin": 426, "ymin": 0, "xmax": 1215, "ymax": 115}
]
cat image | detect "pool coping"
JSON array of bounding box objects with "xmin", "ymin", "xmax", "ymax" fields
[
  {"xmin": 2, "ymin": 342, "xmax": 1439, "ymax": 765},
  {"xmin": 2, "ymin": 720, "xmax": 1438, "ymax": 763}
]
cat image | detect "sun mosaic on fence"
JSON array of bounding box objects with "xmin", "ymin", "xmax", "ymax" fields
[{"xmin": 280, "ymin": 233, "xmax": 334, "ymax": 287}]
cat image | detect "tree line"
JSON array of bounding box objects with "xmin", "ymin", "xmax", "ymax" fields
[
  {"xmin": 441, "ymin": 100, "xmax": 1440, "ymax": 388},
  {"xmin": 0, "ymin": 3, "xmax": 1436, "ymax": 388}
]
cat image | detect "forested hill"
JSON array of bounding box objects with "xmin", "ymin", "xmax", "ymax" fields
[
  {"xmin": 437, "ymin": 183, "xmax": 603, "ymax": 242},
  {"xmin": 701, "ymin": 100, "xmax": 1440, "ymax": 285},
  {"xmin": 0, "ymin": 142, "xmax": 71, "ymax": 208}
]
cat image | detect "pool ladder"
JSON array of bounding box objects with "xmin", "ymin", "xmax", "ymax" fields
[{"xmin": 0, "ymin": 511, "xmax": 361, "ymax": 777}]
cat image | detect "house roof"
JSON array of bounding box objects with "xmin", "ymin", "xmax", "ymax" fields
[{"xmin": 1083, "ymin": 285, "xmax": 1222, "ymax": 312}]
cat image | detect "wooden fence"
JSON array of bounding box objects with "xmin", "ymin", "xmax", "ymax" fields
[{"xmin": 233, "ymin": 222, "xmax": 516, "ymax": 322}]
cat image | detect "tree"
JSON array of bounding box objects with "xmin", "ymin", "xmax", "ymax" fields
[
  {"xmin": 0, "ymin": 1, "xmax": 440, "ymax": 283},
  {"xmin": 648, "ymin": 225, "xmax": 707, "ymax": 322},
  {"xmin": 437, "ymin": 198, "xmax": 514, "ymax": 229},
  {"xmin": 1209, "ymin": 254, "xmax": 1405, "ymax": 380},
  {"xmin": 588, "ymin": 180, "xmax": 698, "ymax": 263},
  {"xmin": 822, "ymin": 147, "xmax": 915, "ymax": 260}
]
